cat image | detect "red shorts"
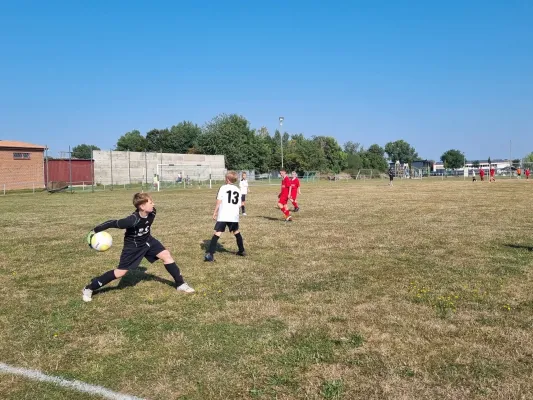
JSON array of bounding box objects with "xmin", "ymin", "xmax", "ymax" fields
[{"xmin": 278, "ymin": 194, "xmax": 289, "ymax": 205}]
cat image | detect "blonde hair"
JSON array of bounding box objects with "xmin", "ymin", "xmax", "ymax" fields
[
  {"xmin": 133, "ymin": 192, "xmax": 152, "ymax": 209},
  {"xmin": 226, "ymin": 171, "xmax": 238, "ymax": 184}
]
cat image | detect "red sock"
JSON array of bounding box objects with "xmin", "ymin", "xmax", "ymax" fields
[
  {"xmin": 281, "ymin": 208, "xmax": 289, "ymax": 217},
  {"xmin": 293, "ymin": 201, "xmax": 298, "ymax": 208}
]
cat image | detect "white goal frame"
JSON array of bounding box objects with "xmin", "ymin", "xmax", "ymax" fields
[{"xmin": 156, "ymin": 163, "xmax": 213, "ymax": 190}]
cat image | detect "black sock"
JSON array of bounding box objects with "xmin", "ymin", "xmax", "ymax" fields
[
  {"xmin": 164, "ymin": 262, "xmax": 184, "ymax": 286},
  {"xmin": 86, "ymin": 270, "xmax": 117, "ymax": 291},
  {"xmin": 208, "ymin": 235, "xmax": 219, "ymax": 254},
  {"xmin": 235, "ymin": 233, "xmax": 245, "ymax": 253},
  {"xmin": 241, "ymin": 205, "xmax": 245, "ymax": 213}
]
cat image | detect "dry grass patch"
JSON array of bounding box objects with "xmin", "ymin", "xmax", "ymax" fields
[{"xmin": 1, "ymin": 179, "xmax": 532, "ymax": 399}]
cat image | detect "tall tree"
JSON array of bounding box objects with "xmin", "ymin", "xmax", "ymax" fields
[
  {"xmin": 168, "ymin": 122, "xmax": 202, "ymax": 153},
  {"xmin": 284, "ymin": 133, "xmax": 325, "ymax": 173},
  {"xmin": 384, "ymin": 140, "xmax": 418, "ymax": 164},
  {"xmin": 343, "ymin": 141, "xmax": 361, "ymax": 155},
  {"xmin": 197, "ymin": 114, "xmax": 258, "ymax": 170},
  {"xmin": 312, "ymin": 136, "xmax": 347, "ymax": 173},
  {"xmin": 363, "ymin": 144, "xmax": 389, "ymax": 171},
  {"xmin": 145, "ymin": 128, "xmax": 170, "ymax": 152},
  {"xmin": 116, "ymin": 130, "xmax": 148, "ymax": 151},
  {"xmin": 72, "ymin": 144, "xmax": 100, "ymax": 159},
  {"xmin": 441, "ymin": 149, "xmax": 465, "ymax": 169},
  {"xmin": 472, "ymin": 160, "xmax": 480, "ymax": 168},
  {"xmin": 524, "ymin": 152, "xmax": 533, "ymax": 163}
]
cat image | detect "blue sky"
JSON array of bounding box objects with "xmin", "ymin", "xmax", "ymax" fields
[{"xmin": 1, "ymin": 0, "xmax": 531, "ymax": 160}]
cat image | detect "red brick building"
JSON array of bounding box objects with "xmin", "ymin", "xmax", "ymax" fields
[{"xmin": 0, "ymin": 140, "xmax": 46, "ymax": 190}]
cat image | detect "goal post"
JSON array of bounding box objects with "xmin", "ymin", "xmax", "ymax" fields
[
  {"xmin": 156, "ymin": 163, "xmax": 212, "ymax": 190},
  {"xmin": 355, "ymin": 169, "xmax": 384, "ymax": 180}
]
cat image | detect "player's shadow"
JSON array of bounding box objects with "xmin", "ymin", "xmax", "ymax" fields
[
  {"xmin": 503, "ymin": 244, "xmax": 533, "ymax": 251},
  {"xmin": 255, "ymin": 216, "xmax": 281, "ymax": 221},
  {"xmin": 97, "ymin": 267, "xmax": 175, "ymax": 296},
  {"xmin": 200, "ymin": 240, "xmax": 232, "ymax": 253}
]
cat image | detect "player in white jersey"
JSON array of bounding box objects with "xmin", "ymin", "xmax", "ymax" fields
[
  {"xmin": 204, "ymin": 171, "xmax": 246, "ymax": 262},
  {"xmin": 239, "ymin": 172, "xmax": 249, "ymax": 215}
]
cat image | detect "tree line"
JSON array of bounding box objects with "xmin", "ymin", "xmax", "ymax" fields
[{"xmin": 70, "ymin": 113, "xmax": 532, "ymax": 173}]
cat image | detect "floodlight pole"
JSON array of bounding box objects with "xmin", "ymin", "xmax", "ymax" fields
[
  {"xmin": 279, "ymin": 116, "xmax": 284, "ymax": 169},
  {"xmin": 69, "ymin": 145, "xmax": 73, "ymax": 194}
]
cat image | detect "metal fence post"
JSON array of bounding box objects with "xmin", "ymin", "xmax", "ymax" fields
[{"xmin": 110, "ymin": 149, "xmax": 114, "ymax": 190}]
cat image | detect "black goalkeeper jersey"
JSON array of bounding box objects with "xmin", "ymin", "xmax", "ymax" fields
[{"xmin": 93, "ymin": 208, "xmax": 157, "ymax": 247}]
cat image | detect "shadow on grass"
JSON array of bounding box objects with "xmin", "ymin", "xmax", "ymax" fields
[
  {"xmin": 200, "ymin": 239, "xmax": 232, "ymax": 253},
  {"xmin": 255, "ymin": 216, "xmax": 283, "ymax": 221},
  {"xmin": 503, "ymin": 244, "xmax": 533, "ymax": 251},
  {"xmin": 96, "ymin": 267, "xmax": 175, "ymax": 296}
]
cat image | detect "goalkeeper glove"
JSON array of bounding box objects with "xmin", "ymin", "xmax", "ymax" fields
[{"xmin": 86, "ymin": 231, "xmax": 95, "ymax": 248}]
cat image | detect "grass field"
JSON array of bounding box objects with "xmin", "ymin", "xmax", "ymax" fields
[{"xmin": 1, "ymin": 179, "xmax": 532, "ymax": 399}]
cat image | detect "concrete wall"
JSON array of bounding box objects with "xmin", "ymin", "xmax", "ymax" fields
[{"xmin": 93, "ymin": 150, "xmax": 226, "ymax": 185}]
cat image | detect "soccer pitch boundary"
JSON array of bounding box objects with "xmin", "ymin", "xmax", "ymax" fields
[{"xmin": 0, "ymin": 362, "xmax": 144, "ymax": 400}]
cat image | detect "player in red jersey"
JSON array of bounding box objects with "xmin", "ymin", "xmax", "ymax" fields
[
  {"xmin": 289, "ymin": 171, "xmax": 301, "ymax": 212},
  {"xmin": 277, "ymin": 169, "xmax": 292, "ymax": 221},
  {"xmin": 490, "ymin": 167, "xmax": 495, "ymax": 182},
  {"xmin": 479, "ymin": 168, "xmax": 485, "ymax": 181},
  {"xmin": 525, "ymin": 168, "xmax": 530, "ymax": 180}
]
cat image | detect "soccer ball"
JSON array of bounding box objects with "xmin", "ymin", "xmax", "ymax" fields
[{"xmin": 91, "ymin": 231, "xmax": 113, "ymax": 252}]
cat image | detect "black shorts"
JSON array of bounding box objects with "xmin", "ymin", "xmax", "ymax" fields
[
  {"xmin": 214, "ymin": 221, "xmax": 239, "ymax": 233},
  {"xmin": 117, "ymin": 237, "xmax": 166, "ymax": 270},
  {"xmin": 389, "ymin": 175, "xmax": 394, "ymax": 181},
  {"xmin": 241, "ymin": 194, "xmax": 246, "ymax": 202}
]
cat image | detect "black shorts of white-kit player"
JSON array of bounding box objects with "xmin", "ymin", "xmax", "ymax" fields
[
  {"xmin": 241, "ymin": 194, "xmax": 246, "ymax": 202},
  {"xmin": 214, "ymin": 221, "xmax": 239, "ymax": 233},
  {"xmin": 117, "ymin": 237, "xmax": 166, "ymax": 270}
]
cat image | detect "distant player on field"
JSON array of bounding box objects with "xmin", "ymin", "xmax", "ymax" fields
[
  {"xmin": 289, "ymin": 171, "xmax": 301, "ymax": 212},
  {"xmin": 479, "ymin": 168, "xmax": 485, "ymax": 181},
  {"xmin": 526, "ymin": 168, "xmax": 530, "ymax": 180},
  {"xmin": 490, "ymin": 167, "xmax": 496, "ymax": 182},
  {"xmin": 388, "ymin": 167, "xmax": 394, "ymax": 186},
  {"xmin": 82, "ymin": 192, "xmax": 195, "ymax": 302},
  {"xmin": 277, "ymin": 169, "xmax": 292, "ymax": 221},
  {"xmin": 204, "ymin": 171, "xmax": 245, "ymax": 262},
  {"xmin": 239, "ymin": 172, "xmax": 249, "ymax": 216}
]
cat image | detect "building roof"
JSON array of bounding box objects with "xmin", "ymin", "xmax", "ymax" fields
[
  {"xmin": 435, "ymin": 159, "xmax": 509, "ymax": 165},
  {"xmin": 0, "ymin": 140, "xmax": 46, "ymax": 150}
]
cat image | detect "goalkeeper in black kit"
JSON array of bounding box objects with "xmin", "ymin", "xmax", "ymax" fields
[{"xmin": 82, "ymin": 192, "xmax": 195, "ymax": 302}]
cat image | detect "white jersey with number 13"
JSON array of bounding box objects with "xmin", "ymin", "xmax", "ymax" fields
[{"xmin": 216, "ymin": 184, "xmax": 241, "ymax": 222}]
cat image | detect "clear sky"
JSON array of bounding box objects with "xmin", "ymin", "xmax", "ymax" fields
[{"xmin": 1, "ymin": 0, "xmax": 531, "ymax": 160}]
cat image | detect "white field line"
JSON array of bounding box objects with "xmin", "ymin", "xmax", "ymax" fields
[{"xmin": 0, "ymin": 362, "xmax": 145, "ymax": 400}]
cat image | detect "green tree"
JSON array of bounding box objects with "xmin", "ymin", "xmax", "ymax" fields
[
  {"xmin": 145, "ymin": 122, "xmax": 202, "ymax": 153},
  {"xmin": 512, "ymin": 158, "xmax": 521, "ymax": 168},
  {"xmin": 197, "ymin": 114, "xmax": 259, "ymax": 170},
  {"xmin": 472, "ymin": 160, "xmax": 480, "ymax": 168},
  {"xmin": 312, "ymin": 136, "xmax": 347, "ymax": 173},
  {"xmin": 384, "ymin": 140, "xmax": 418, "ymax": 164},
  {"xmin": 284, "ymin": 134, "xmax": 325, "ymax": 173},
  {"xmin": 441, "ymin": 149, "xmax": 465, "ymax": 169},
  {"xmin": 145, "ymin": 128, "xmax": 170, "ymax": 152},
  {"xmin": 343, "ymin": 141, "xmax": 361, "ymax": 155},
  {"xmin": 72, "ymin": 144, "xmax": 100, "ymax": 159},
  {"xmin": 363, "ymin": 144, "xmax": 389, "ymax": 171},
  {"xmin": 524, "ymin": 152, "xmax": 533, "ymax": 163},
  {"xmin": 116, "ymin": 130, "xmax": 148, "ymax": 151}
]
